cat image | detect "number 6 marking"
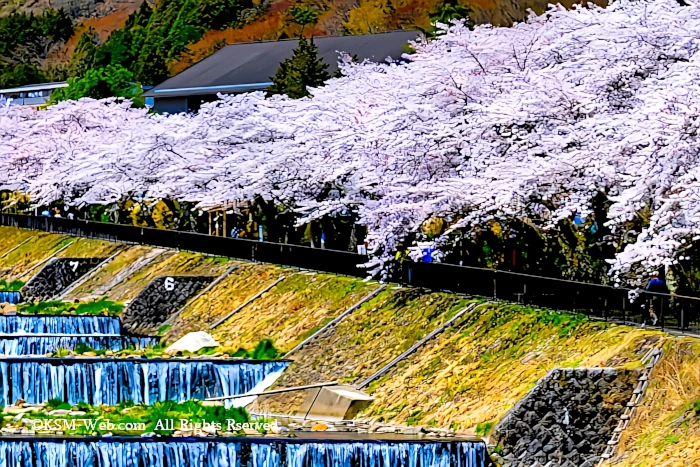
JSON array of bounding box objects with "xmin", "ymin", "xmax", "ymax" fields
[{"xmin": 164, "ymin": 277, "xmax": 175, "ymax": 291}]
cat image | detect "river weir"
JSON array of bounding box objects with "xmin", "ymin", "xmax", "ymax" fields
[
  {"xmin": 0, "ymin": 315, "xmax": 122, "ymax": 334},
  {"xmin": 0, "ymin": 436, "xmax": 491, "ymax": 467},
  {"xmin": 0, "ymin": 335, "xmax": 158, "ymax": 356},
  {"xmin": 0, "ymin": 357, "xmax": 289, "ymax": 406},
  {"xmin": 0, "ymin": 254, "xmax": 494, "ymax": 467}
]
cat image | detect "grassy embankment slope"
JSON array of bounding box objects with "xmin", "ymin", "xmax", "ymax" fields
[
  {"xmin": 0, "ymin": 227, "xmax": 117, "ymax": 282},
  {"xmin": 0, "ymin": 227, "xmax": 70, "ymax": 281},
  {"xmin": 191, "ymin": 271, "xmax": 379, "ymax": 352},
  {"xmin": 254, "ymin": 296, "xmax": 661, "ymax": 432},
  {"xmin": 612, "ymin": 338, "xmax": 700, "ymax": 467},
  {"xmin": 2, "ymin": 224, "xmax": 699, "ymax": 466},
  {"xmin": 360, "ymin": 303, "xmax": 662, "ymax": 432},
  {"xmin": 101, "ymin": 250, "xmax": 233, "ymax": 303}
]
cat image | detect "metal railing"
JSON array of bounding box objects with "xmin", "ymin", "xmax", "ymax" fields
[
  {"xmin": 404, "ymin": 261, "xmax": 700, "ymax": 333},
  {"xmin": 2, "ymin": 214, "xmax": 699, "ymax": 333},
  {"xmin": 0, "ymin": 214, "xmax": 366, "ymax": 277}
]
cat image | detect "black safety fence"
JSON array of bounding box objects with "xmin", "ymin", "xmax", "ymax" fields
[
  {"xmin": 405, "ymin": 261, "xmax": 700, "ymax": 333},
  {"xmin": 0, "ymin": 214, "xmax": 367, "ymax": 278},
  {"xmin": 3, "ymin": 214, "xmax": 700, "ymax": 334}
]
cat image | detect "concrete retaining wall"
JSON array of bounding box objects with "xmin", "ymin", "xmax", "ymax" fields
[
  {"xmin": 22, "ymin": 258, "xmax": 104, "ymax": 301},
  {"xmin": 492, "ymin": 367, "xmax": 640, "ymax": 467},
  {"xmin": 121, "ymin": 276, "xmax": 213, "ymax": 335}
]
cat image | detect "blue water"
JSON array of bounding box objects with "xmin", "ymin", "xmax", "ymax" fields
[
  {"xmin": 0, "ymin": 360, "xmax": 289, "ymax": 406},
  {"xmin": 0, "ymin": 291, "xmax": 21, "ymax": 304},
  {"xmin": 0, "ymin": 439, "xmax": 489, "ymax": 466},
  {"xmin": 0, "ymin": 315, "xmax": 121, "ymax": 334},
  {"xmin": 0, "ymin": 336, "xmax": 159, "ymax": 356}
]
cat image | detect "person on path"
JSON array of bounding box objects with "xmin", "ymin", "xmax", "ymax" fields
[
  {"xmin": 394, "ymin": 243, "xmax": 411, "ymax": 282},
  {"xmin": 644, "ymin": 273, "xmax": 669, "ymax": 326}
]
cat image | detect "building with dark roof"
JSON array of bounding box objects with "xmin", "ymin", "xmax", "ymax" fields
[{"xmin": 144, "ymin": 30, "xmax": 420, "ymax": 114}]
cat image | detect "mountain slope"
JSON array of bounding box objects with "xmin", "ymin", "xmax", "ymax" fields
[{"xmin": 0, "ymin": 0, "xmax": 605, "ymax": 89}]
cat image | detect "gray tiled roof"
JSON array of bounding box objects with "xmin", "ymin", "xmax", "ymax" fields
[{"xmin": 145, "ymin": 31, "xmax": 421, "ymax": 98}]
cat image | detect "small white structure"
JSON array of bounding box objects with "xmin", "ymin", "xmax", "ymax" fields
[{"xmin": 165, "ymin": 331, "xmax": 219, "ymax": 354}]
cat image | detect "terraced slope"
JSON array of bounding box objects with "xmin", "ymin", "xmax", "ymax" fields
[
  {"xmin": 256, "ymin": 289, "xmax": 474, "ymax": 414},
  {"xmin": 4, "ymin": 224, "xmax": 700, "ymax": 466},
  {"xmin": 56, "ymin": 237, "xmax": 121, "ymax": 259},
  {"xmin": 64, "ymin": 245, "xmax": 162, "ymax": 300},
  {"xmin": 0, "ymin": 226, "xmax": 34, "ymax": 257},
  {"xmin": 163, "ymin": 262, "xmax": 283, "ymax": 341},
  {"xmin": 359, "ymin": 303, "xmax": 659, "ymax": 432},
  {"xmin": 0, "ymin": 227, "xmax": 70, "ymax": 281},
  {"xmin": 187, "ymin": 270, "xmax": 379, "ymax": 353},
  {"xmin": 103, "ymin": 251, "xmax": 233, "ymax": 302}
]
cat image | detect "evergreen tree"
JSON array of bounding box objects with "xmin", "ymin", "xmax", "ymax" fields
[
  {"xmin": 70, "ymin": 28, "xmax": 100, "ymax": 77},
  {"xmin": 430, "ymin": 0, "xmax": 474, "ymax": 30},
  {"xmin": 288, "ymin": 5, "xmax": 318, "ymax": 28},
  {"xmin": 0, "ymin": 63, "xmax": 45, "ymax": 88},
  {"xmin": 96, "ymin": 2, "xmax": 153, "ymax": 71},
  {"xmin": 267, "ymin": 37, "xmax": 330, "ymax": 99}
]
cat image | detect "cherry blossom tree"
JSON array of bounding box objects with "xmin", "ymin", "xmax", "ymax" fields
[{"xmin": 3, "ymin": 0, "xmax": 700, "ymax": 283}]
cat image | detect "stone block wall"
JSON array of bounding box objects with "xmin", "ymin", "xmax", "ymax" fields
[
  {"xmin": 492, "ymin": 367, "xmax": 640, "ymax": 467},
  {"xmin": 22, "ymin": 258, "xmax": 104, "ymax": 301},
  {"xmin": 121, "ymin": 276, "xmax": 213, "ymax": 335}
]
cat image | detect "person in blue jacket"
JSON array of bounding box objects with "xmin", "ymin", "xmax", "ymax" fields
[{"xmin": 644, "ymin": 273, "xmax": 668, "ymax": 326}]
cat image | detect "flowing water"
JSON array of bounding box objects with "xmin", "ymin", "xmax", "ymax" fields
[
  {"xmin": 0, "ymin": 291, "xmax": 21, "ymax": 304},
  {"xmin": 0, "ymin": 336, "xmax": 158, "ymax": 356},
  {"xmin": 0, "ymin": 359, "xmax": 289, "ymax": 406},
  {"xmin": 0, "ymin": 287, "xmax": 491, "ymax": 466},
  {"xmin": 0, "ymin": 438, "xmax": 490, "ymax": 466},
  {"xmin": 0, "ymin": 315, "xmax": 121, "ymax": 334}
]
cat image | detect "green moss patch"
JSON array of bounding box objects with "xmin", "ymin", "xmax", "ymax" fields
[
  {"xmin": 0, "ymin": 279, "xmax": 24, "ymax": 291},
  {"xmin": 5, "ymin": 400, "xmax": 250, "ymax": 437},
  {"xmin": 18, "ymin": 298, "xmax": 124, "ymax": 316}
]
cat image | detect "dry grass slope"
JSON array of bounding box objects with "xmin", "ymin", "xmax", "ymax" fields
[
  {"xmin": 65, "ymin": 245, "xmax": 160, "ymax": 299},
  {"xmin": 57, "ymin": 237, "xmax": 121, "ymax": 258},
  {"xmin": 210, "ymin": 272, "xmax": 379, "ymax": 352},
  {"xmin": 0, "ymin": 226, "xmax": 70, "ymax": 281},
  {"xmin": 103, "ymin": 250, "xmax": 233, "ymax": 302},
  {"xmin": 256, "ymin": 289, "xmax": 474, "ymax": 414},
  {"xmin": 164, "ymin": 262, "xmax": 284, "ymax": 341},
  {"xmin": 361, "ymin": 303, "xmax": 659, "ymax": 433},
  {"xmin": 612, "ymin": 338, "xmax": 700, "ymax": 467}
]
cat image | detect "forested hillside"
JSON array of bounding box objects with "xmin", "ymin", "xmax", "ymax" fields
[
  {"xmin": 0, "ymin": 0, "xmax": 604, "ymax": 89},
  {"xmin": 0, "ymin": 10, "xmax": 73, "ymax": 87}
]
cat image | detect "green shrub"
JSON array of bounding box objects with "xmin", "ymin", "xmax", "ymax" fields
[
  {"xmin": 46, "ymin": 398, "xmax": 72, "ymax": 410},
  {"xmin": 74, "ymin": 343, "xmax": 95, "ymax": 355},
  {"xmin": 54, "ymin": 348, "xmax": 71, "ymax": 357},
  {"xmin": 232, "ymin": 339, "xmax": 280, "ymax": 360},
  {"xmin": 475, "ymin": 420, "xmax": 495, "ymax": 436},
  {"xmin": 693, "ymin": 399, "xmax": 700, "ymax": 413},
  {"xmin": 0, "ymin": 279, "xmax": 24, "ymax": 291}
]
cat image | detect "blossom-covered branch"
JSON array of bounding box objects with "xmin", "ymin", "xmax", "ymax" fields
[{"xmin": 2, "ymin": 0, "xmax": 699, "ymax": 282}]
